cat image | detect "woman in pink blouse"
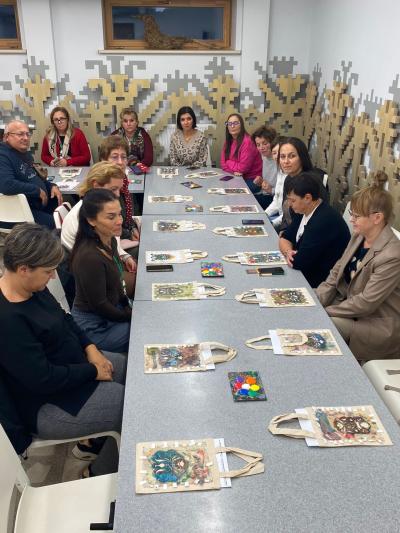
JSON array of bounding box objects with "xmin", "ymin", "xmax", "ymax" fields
[{"xmin": 220, "ymin": 113, "xmax": 262, "ymax": 192}]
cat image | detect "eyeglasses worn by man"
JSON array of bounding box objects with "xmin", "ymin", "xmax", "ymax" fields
[{"xmin": 0, "ymin": 120, "xmax": 63, "ymax": 229}]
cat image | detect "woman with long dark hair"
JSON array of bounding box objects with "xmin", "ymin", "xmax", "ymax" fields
[
  {"xmin": 71, "ymin": 189, "xmax": 131, "ymax": 353},
  {"xmin": 278, "ymin": 136, "xmax": 326, "ymax": 232},
  {"xmin": 41, "ymin": 106, "xmax": 91, "ymax": 167},
  {"xmin": 169, "ymin": 106, "xmax": 208, "ymax": 167},
  {"xmin": 220, "ymin": 113, "xmax": 262, "ymax": 189}
]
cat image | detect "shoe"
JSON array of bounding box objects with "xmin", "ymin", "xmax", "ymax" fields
[{"xmin": 72, "ymin": 437, "xmax": 106, "ymax": 461}]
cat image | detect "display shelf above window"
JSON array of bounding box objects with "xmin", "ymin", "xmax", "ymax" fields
[
  {"xmin": 0, "ymin": 0, "xmax": 21, "ymax": 50},
  {"xmin": 103, "ymin": 0, "xmax": 232, "ymax": 50}
]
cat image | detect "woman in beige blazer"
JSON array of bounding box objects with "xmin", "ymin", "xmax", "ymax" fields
[{"xmin": 316, "ymin": 172, "xmax": 400, "ymax": 361}]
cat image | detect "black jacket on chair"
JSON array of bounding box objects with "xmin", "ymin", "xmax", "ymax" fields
[{"xmin": 282, "ymin": 201, "xmax": 350, "ymax": 288}]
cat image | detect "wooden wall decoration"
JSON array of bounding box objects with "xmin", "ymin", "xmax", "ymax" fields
[{"xmin": 0, "ymin": 62, "xmax": 399, "ymax": 228}]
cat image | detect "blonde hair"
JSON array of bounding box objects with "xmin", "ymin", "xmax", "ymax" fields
[
  {"xmin": 119, "ymin": 107, "xmax": 138, "ymax": 121},
  {"xmin": 350, "ymin": 171, "xmax": 393, "ymax": 223},
  {"xmin": 79, "ymin": 161, "xmax": 125, "ymax": 196}
]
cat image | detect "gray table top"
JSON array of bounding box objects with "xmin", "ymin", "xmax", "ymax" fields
[
  {"xmin": 47, "ymin": 166, "xmax": 90, "ymax": 194},
  {"xmin": 48, "ymin": 167, "xmax": 144, "ymax": 194},
  {"xmin": 134, "ymin": 213, "xmax": 306, "ymax": 301},
  {"xmin": 127, "ymin": 173, "xmax": 145, "ymax": 193},
  {"xmin": 115, "ymin": 300, "xmax": 400, "ymax": 533},
  {"xmin": 143, "ymin": 167, "xmax": 261, "ymax": 215}
]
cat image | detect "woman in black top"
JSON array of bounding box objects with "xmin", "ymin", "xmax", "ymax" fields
[
  {"xmin": 278, "ymin": 137, "xmax": 327, "ymax": 232},
  {"xmin": 71, "ymin": 188, "xmax": 131, "ymax": 353},
  {"xmin": 0, "ymin": 223, "xmax": 125, "ymax": 474}
]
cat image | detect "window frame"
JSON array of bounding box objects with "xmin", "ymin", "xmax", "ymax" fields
[
  {"xmin": 102, "ymin": 0, "xmax": 231, "ymax": 50},
  {"xmin": 0, "ymin": 0, "xmax": 22, "ymax": 50}
]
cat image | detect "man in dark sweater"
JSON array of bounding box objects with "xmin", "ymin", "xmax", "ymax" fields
[
  {"xmin": 0, "ymin": 120, "xmax": 62, "ymax": 228},
  {"xmin": 279, "ymin": 171, "xmax": 350, "ymax": 287}
]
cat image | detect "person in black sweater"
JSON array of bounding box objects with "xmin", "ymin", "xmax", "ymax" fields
[
  {"xmin": 0, "ymin": 223, "xmax": 126, "ymax": 474},
  {"xmin": 279, "ymin": 172, "xmax": 350, "ymax": 287},
  {"xmin": 70, "ymin": 188, "xmax": 131, "ymax": 353}
]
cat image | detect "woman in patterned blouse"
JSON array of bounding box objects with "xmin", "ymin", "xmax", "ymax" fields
[{"xmin": 169, "ymin": 106, "xmax": 208, "ymax": 167}]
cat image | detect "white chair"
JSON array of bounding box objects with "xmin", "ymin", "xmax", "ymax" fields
[
  {"xmin": 342, "ymin": 200, "xmax": 351, "ymax": 231},
  {"xmin": 206, "ymin": 144, "xmax": 212, "ymax": 167},
  {"xmin": 47, "ymin": 271, "xmax": 70, "ymax": 313},
  {"xmin": 0, "ymin": 424, "xmax": 117, "ymax": 533},
  {"xmin": 88, "ymin": 143, "xmax": 94, "ymax": 165},
  {"xmin": 53, "ymin": 201, "xmax": 71, "ymax": 229},
  {"xmin": 0, "ymin": 194, "xmax": 34, "ymax": 235},
  {"xmin": 391, "ymin": 226, "xmax": 400, "ymax": 239},
  {"xmin": 363, "ymin": 360, "xmax": 400, "ymax": 424}
]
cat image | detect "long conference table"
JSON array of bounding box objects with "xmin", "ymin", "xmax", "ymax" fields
[{"xmin": 114, "ymin": 167, "xmax": 400, "ymax": 532}]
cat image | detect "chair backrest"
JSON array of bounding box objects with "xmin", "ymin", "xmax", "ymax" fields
[
  {"xmin": 53, "ymin": 202, "xmax": 72, "ymax": 229},
  {"xmin": 391, "ymin": 226, "xmax": 400, "ymax": 240},
  {"xmin": 343, "ymin": 200, "xmax": 352, "ymax": 231},
  {"xmin": 206, "ymin": 144, "xmax": 212, "ymax": 167},
  {"xmin": 88, "ymin": 143, "xmax": 94, "ymax": 165},
  {"xmin": 0, "ymin": 424, "xmax": 29, "ymax": 533},
  {"xmin": 47, "ymin": 272, "xmax": 70, "ymax": 313},
  {"xmin": 0, "ymin": 194, "xmax": 34, "ymax": 232}
]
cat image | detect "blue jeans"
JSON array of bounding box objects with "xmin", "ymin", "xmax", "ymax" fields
[
  {"xmin": 72, "ymin": 307, "xmax": 130, "ymax": 353},
  {"xmin": 245, "ymin": 179, "xmax": 273, "ymax": 210}
]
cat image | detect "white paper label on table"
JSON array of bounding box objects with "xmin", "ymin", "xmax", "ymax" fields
[
  {"xmin": 215, "ymin": 437, "xmax": 232, "ymax": 488},
  {"xmin": 296, "ymin": 408, "xmax": 319, "ymax": 446}
]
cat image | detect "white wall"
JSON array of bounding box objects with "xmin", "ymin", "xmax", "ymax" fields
[
  {"xmin": 268, "ymin": 0, "xmax": 314, "ymax": 75},
  {"xmin": 309, "ymin": 0, "xmax": 400, "ymax": 117}
]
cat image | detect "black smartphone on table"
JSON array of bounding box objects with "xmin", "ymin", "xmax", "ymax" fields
[
  {"xmin": 146, "ymin": 265, "xmax": 174, "ymax": 272},
  {"xmin": 257, "ymin": 267, "xmax": 284, "ymax": 276},
  {"xmin": 242, "ymin": 219, "xmax": 265, "ymax": 225},
  {"xmin": 220, "ymin": 175, "xmax": 235, "ymax": 181}
]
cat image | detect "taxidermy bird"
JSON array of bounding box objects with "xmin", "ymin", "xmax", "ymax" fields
[{"xmin": 136, "ymin": 14, "xmax": 219, "ymax": 50}]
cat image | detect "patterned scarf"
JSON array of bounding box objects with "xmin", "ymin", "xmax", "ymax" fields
[
  {"xmin": 122, "ymin": 171, "xmax": 133, "ymax": 225},
  {"xmin": 47, "ymin": 124, "xmax": 73, "ymax": 160},
  {"xmin": 117, "ymin": 126, "xmax": 145, "ymax": 165}
]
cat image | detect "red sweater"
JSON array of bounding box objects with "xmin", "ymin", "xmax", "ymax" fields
[
  {"xmin": 220, "ymin": 134, "xmax": 262, "ymax": 180},
  {"xmin": 41, "ymin": 128, "xmax": 91, "ymax": 166}
]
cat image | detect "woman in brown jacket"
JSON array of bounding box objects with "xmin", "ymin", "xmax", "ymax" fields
[{"xmin": 316, "ymin": 172, "xmax": 400, "ymax": 361}]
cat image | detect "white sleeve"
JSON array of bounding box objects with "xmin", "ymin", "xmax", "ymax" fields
[{"xmin": 60, "ymin": 200, "xmax": 81, "ymax": 251}]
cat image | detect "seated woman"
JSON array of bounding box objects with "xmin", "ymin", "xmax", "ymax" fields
[
  {"xmin": 279, "ymin": 172, "xmax": 350, "ymax": 287},
  {"xmin": 99, "ymin": 136, "xmax": 140, "ymax": 254},
  {"xmin": 278, "ymin": 137, "xmax": 327, "ymax": 232},
  {"xmin": 61, "ymin": 161, "xmax": 136, "ymax": 297},
  {"xmin": 112, "ymin": 107, "xmax": 153, "ymax": 168},
  {"xmin": 220, "ymin": 113, "xmax": 262, "ymax": 191},
  {"xmin": 316, "ymin": 172, "xmax": 400, "ymax": 361},
  {"xmin": 169, "ymin": 106, "xmax": 208, "ymax": 167},
  {"xmin": 251, "ymin": 125, "xmax": 277, "ymax": 209},
  {"xmin": 265, "ymin": 136, "xmax": 287, "ymax": 227},
  {"xmin": 0, "ymin": 223, "xmax": 125, "ymax": 475},
  {"xmin": 41, "ymin": 106, "xmax": 91, "ymax": 167},
  {"xmin": 71, "ymin": 189, "xmax": 132, "ymax": 354}
]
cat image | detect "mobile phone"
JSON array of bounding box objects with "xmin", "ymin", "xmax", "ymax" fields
[
  {"xmin": 257, "ymin": 267, "xmax": 284, "ymax": 276},
  {"xmin": 242, "ymin": 219, "xmax": 265, "ymax": 225},
  {"xmin": 146, "ymin": 264, "xmax": 174, "ymax": 272},
  {"xmin": 47, "ymin": 175, "xmax": 55, "ymax": 182},
  {"xmin": 186, "ymin": 165, "xmax": 200, "ymax": 170},
  {"xmin": 220, "ymin": 175, "xmax": 234, "ymax": 181},
  {"xmin": 181, "ymin": 181, "xmax": 202, "ymax": 189}
]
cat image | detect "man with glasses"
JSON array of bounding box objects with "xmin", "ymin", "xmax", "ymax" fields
[{"xmin": 0, "ymin": 120, "xmax": 62, "ymax": 228}]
